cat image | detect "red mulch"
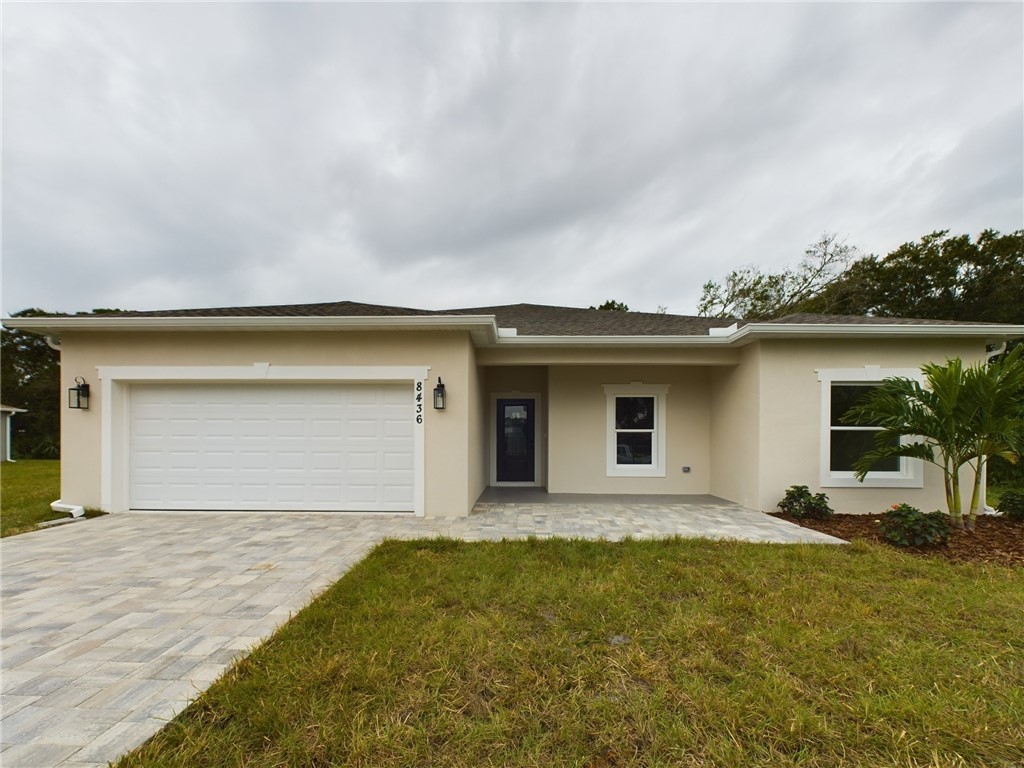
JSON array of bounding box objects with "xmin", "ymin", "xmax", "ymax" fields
[{"xmin": 771, "ymin": 513, "xmax": 1024, "ymax": 568}]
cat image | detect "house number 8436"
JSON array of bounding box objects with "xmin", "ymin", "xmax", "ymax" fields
[{"xmin": 415, "ymin": 381, "xmax": 423, "ymax": 423}]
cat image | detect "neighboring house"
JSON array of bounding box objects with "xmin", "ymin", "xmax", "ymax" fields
[
  {"xmin": 4, "ymin": 302, "xmax": 1022, "ymax": 517},
  {"xmin": 0, "ymin": 404, "xmax": 27, "ymax": 462}
]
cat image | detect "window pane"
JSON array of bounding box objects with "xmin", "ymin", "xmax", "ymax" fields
[
  {"xmin": 616, "ymin": 432, "xmax": 653, "ymax": 465},
  {"xmin": 830, "ymin": 430, "xmax": 900, "ymax": 472},
  {"xmin": 830, "ymin": 385, "xmax": 879, "ymax": 426},
  {"xmin": 616, "ymin": 397, "xmax": 654, "ymax": 430}
]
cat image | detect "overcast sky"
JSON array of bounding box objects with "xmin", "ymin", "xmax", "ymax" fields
[{"xmin": 2, "ymin": 2, "xmax": 1022, "ymax": 317}]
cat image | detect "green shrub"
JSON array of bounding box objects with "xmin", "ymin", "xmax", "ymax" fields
[
  {"xmin": 778, "ymin": 485, "xmax": 834, "ymax": 520},
  {"xmin": 997, "ymin": 490, "xmax": 1024, "ymax": 522},
  {"xmin": 880, "ymin": 503, "xmax": 950, "ymax": 548}
]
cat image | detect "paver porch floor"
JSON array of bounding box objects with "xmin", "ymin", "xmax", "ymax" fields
[{"xmin": 1, "ymin": 504, "xmax": 841, "ymax": 767}]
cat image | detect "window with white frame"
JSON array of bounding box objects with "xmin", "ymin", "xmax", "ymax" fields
[
  {"xmin": 603, "ymin": 384, "xmax": 668, "ymax": 477},
  {"xmin": 817, "ymin": 368, "xmax": 923, "ymax": 488}
]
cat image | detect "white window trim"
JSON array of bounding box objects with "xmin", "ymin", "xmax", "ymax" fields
[
  {"xmin": 816, "ymin": 367, "xmax": 924, "ymax": 489},
  {"xmin": 96, "ymin": 364, "xmax": 430, "ymax": 516},
  {"xmin": 602, "ymin": 384, "xmax": 669, "ymax": 478}
]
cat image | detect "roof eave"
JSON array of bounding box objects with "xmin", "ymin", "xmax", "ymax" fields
[
  {"xmin": 5, "ymin": 315, "xmax": 1021, "ymax": 348},
  {"xmin": 486, "ymin": 334, "xmax": 727, "ymax": 347},
  {"xmin": 730, "ymin": 322, "xmax": 1024, "ymax": 346},
  {"xmin": 1, "ymin": 314, "xmax": 503, "ymax": 344}
]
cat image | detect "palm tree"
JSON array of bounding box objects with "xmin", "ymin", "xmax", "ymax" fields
[
  {"xmin": 844, "ymin": 348, "xmax": 1024, "ymax": 530},
  {"xmin": 961, "ymin": 349, "xmax": 1024, "ymax": 528}
]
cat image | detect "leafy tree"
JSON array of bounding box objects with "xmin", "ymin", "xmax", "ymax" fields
[
  {"xmin": 1, "ymin": 309, "xmax": 63, "ymax": 458},
  {"xmin": 590, "ymin": 300, "xmax": 629, "ymax": 312},
  {"xmin": 844, "ymin": 349, "xmax": 1024, "ymax": 530},
  {"xmin": 799, "ymin": 229, "xmax": 1023, "ymax": 324},
  {"xmin": 698, "ymin": 233, "xmax": 857, "ymax": 320}
]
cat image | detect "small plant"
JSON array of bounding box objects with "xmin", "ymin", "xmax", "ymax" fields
[
  {"xmin": 880, "ymin": 503, "xmax": 951, "ymax": 548},
  {"xmin": 997, "ymin": 490, "xmax": 1024, "ymax": 522},
  {"xmin": 777, "ymin": 485, "xmax": 834, "ymax": 519}
]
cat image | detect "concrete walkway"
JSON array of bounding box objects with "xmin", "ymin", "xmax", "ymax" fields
[{"xmin": 1, "ymin": 505, "xmax": 841, "ymax": 767}]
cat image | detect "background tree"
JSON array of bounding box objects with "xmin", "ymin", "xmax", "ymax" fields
[
  {"xmin": 697, "ymin": 233, "xmax": 857, "ymax": 320},
  {"xmin": 590, "ymin": 300, "xmax": 629, "ymax": 311},
  {"xmin": 0, "ymin": 308, "xmax": 63, "ymax": 458},
  {"xmin": 799, "ymin": 229, "xmax": 1023, "ymax": 324}
]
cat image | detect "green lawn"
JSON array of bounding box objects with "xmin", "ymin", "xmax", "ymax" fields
[
  {"xmin": 0, "ymin": 459, "xmax": 63, "ymax": 536},
  {"xmin": 118, "ymin": 537, "xmax": 1024, "ymax": 768}
]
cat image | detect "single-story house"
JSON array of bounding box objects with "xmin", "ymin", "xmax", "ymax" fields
[
  {"xmin": 0, "ymin": 404, "xmax": 27, "ymax": 462},
  {"xmin": 5, "ymin": 302, "xmax": 1022, "ymax": 517}
]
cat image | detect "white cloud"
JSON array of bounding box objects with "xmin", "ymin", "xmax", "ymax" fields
[{"xmin": 2, "ymin": 2, "xmax": 1021, "ymax": 316}]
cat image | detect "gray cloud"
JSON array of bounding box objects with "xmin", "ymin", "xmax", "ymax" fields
[{"xmin": 2, "ymin": 3, "xmax": 1021, "ymax": 316}]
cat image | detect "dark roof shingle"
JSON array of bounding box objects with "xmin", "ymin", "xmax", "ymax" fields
[
  {"xmin": 93, "ymin": 301, "xmax": 738, "ymax": 336},
  {"xmin": 768, "ymin": 313, "xmax": 994, "ymax": 327},
  {"xmin": 444, "ymin": 304, "xmax": 736, "ymax": 336}
]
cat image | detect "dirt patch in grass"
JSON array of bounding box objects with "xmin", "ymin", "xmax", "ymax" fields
[{"xmin": 772, "ymin": 512, "xmax": 1024, "ymax": 568}]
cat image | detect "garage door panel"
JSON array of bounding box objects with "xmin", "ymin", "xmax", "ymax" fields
[
  {"xmin": 359, "ymin": 453, "xmax": 387, "ymax": 470},
  {"xmin": 384, "ymin": 419, "xmax": 413, "ymax": 438},
  {"xmin": 383, "ymin": 484, "xmax": 414, "ymax": 503},
  {"xmin": 129, "ymin": 383, "xmax": 415, "ymax": 512}
]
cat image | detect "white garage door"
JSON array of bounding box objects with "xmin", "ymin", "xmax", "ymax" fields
[{"xmin": 129, "ymin": 383, "xmax": 415, "ymax": 512}]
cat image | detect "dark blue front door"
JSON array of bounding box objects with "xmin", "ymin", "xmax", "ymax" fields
[{"xmin": 496, "ymin": 399, "xmax": 535, "ymax": 482}]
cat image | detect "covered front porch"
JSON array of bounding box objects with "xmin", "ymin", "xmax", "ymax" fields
[{"xmin": 479, "ymin": 358, "xmax": 742, "ymax": 499}]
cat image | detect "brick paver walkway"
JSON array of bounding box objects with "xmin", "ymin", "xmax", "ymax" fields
[{"xmin": 1, "ymin": 504, "xmax": 841, "ymax": 767}]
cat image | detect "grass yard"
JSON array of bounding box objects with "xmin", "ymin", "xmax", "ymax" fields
[
  {"xmin": 0, "ymin": 459, "xmax": 63, "ymax": 537},
  {"xmin": 119, "ymin": 537, "xmax": 1024, "ymax": 768}
]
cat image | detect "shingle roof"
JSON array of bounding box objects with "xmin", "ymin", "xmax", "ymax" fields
[
  {"xmin": 444, "ymin": 304, "xmax": 736, "ymax": 336},
  {"xmin": 110, "ymin": 300, "xmax": 438, "ymax": 319},
  {"xmin": 768, "ymin": 313, "xmax": 994, "ymax": 326},
  {"xmin": 98, "ymin": 301, "xmax": 737, "ymax": 336}
]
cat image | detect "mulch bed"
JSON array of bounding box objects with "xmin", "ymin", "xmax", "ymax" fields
[{"xmin": 771, "ymin": 513, "xmax": 1024, "ymax": 568}]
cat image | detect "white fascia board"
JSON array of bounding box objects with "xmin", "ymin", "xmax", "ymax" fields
[
  {"xmin": 487, "ymin": 334, "xmax": 729, "ymax": 347},
  {"xmin": 479, "ymin": 324, "xmax": 1024, "ymax": 347},
  {"xmin": 2, "ymin": 314, "xmax": 502, "ymax": 341},
  {"xmin": 728, "ymin": 323, "xmax": 1024, "ymax": 345}
]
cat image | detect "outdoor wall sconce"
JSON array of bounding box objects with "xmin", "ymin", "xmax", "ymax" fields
[
  {"xmin": 433, "ymin": 377, "xmax": 446, "ymax": 410},
  {"xmin": 68, "ymin": 377, "xmax": 90, "ymax": 410}
]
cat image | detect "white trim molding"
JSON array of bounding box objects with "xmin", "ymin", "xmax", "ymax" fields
[
  {"xmin": 816, "ymin": 367, "xmax": 924, "ymax": 489},
  {"xmin": 96, "ymin": 363, "xmax": 430, "ymax": 516},
  {"xmin": 602, "ymin": 384, "xmax": 669, "ymax": 478}
]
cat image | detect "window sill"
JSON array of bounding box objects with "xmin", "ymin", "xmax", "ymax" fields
[
  {"xmin": 821, "ymin": 474, "xmax": 923, "ymax": 489},
  {"xmin": 607, "ymin": 466, "xmax": 666, "ymax": 478}
]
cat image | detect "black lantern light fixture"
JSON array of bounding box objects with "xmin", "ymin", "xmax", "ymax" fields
[
  {"xmin": 433, "ymin": 377, "xmax": 446, "ymax": 410},
  {"xmin": 68, "ymin": 377, "xmax": 90, "ymax": 410}
]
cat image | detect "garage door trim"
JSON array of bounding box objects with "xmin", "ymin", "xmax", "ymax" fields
[{"xmin": 97, "ymin": 364, "xmax": 429, "ymax": 516}]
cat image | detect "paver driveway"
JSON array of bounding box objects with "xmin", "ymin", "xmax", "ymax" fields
[{"xmin": 1, "ymin": 504, "xmax": 841, "ymax": 767}]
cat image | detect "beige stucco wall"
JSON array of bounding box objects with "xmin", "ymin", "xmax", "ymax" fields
[
  {"xmin": 476, "ymin": 347, "xmax": 740, "ymax": 367},
  {"xmin": 547, "ymin": 365, "xmax": 711, "ymax": 494},
  {"xmin": 465, "ymin": 343, "xmax": 488, "ymax": 509},
  {"xmin": 57, "ymin": 330, "xmax": 479, "ymax": 517},
  {"xmin": 708, "ymin": 345, "xmax": 760, "ymax": 508},
  {"xmin": 753, "ymin": 338, "xmax": 988, "ymax": 513},
  {"xmin": 55, "ymin": 327, "xmax": 997, "ymax": 519}
]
